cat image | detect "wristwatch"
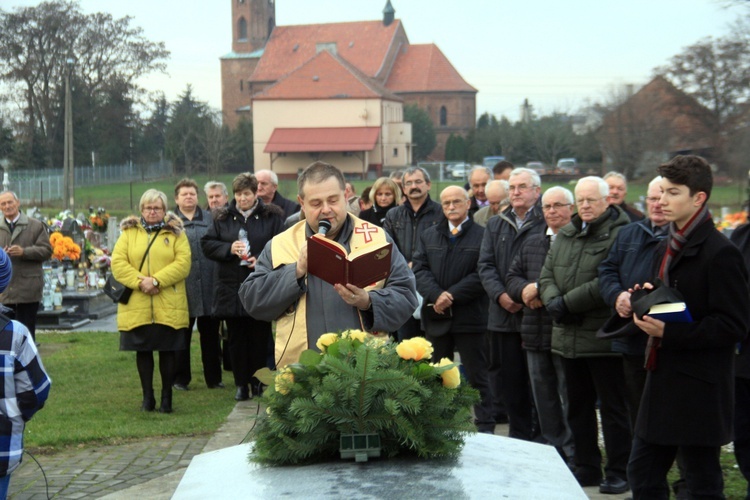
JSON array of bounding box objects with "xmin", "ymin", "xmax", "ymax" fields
[{"xmin": 152, "ymin": 278, "xmax": 159, "ymax": 287}]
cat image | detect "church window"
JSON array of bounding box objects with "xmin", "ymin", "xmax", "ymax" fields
[
  {"xmin": 393, "ymin": 148, "xmax": 399, "ymax": 157},
  {"xmin": 440, "ymin": 106, "xmax": 447, "ymax": 126},
  {"xmin": 238, "ymin": 17, "xmax": 248, "ymax": 41}
]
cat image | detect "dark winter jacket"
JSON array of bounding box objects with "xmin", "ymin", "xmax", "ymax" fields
[
  {"xmin": 730, "ymin": 222, "xmax": 750, "ymax": 380},
  {"xmin": 412, "ymin": 218, "xmax": 488, "ymax": 337},
  {"xmin": 598, "ymin": 219, "xmax": 668, "ymax": 355},
  {"xmin": 359, "ymin": 202, "xmax": 397, "ymax": 227},
  {"xmin": 539, "ymin": 205, "xmax": 630, "ymax": 358},
  {"xmin": 175, "ymin": 207, "xmax": 215, "ymax": 318},
  {"xmin": 636, "ymin": 217, "xmax": 749, "ymax": 446},
  {"xmin": 506, "ymin": 232, "xmax": 553, "ymax": 351},
  {"xmin": 270, "ymin": 191, "xmax": 300, "ymax": 220},
  {"xmin": 478, "ymin": 204, "xmax": 546, "ymax": 333},
  {"xmin": 201, "ymin": 199, "xmax": 284, "ymax": 318},
  {"xmin": 383, "ymin": 196, "xmax": 444, "ymax": 263}
]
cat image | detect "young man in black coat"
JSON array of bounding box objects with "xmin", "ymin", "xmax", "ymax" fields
[
  {"xmin": 630, "ymin": 155, "xmax": 750, "ymax": 499},
  {"xmin": 412, "ymin": 185, "xmax": 493, "ymax": 433}
]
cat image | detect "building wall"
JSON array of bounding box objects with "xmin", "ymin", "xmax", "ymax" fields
[
  {"xmin": 398, "ymin": 91, "xmax": 476, "ymax": 160},
  {"xmin": 221, "ymin": 57, "xmax": 260, "ymax": 129},
  {"xmin": 253, "ymin": 98, "xmax": 411, "ymax": 176}
]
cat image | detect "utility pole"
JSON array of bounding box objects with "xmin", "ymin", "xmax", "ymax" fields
[{"xmin": 63, "ymin": 58, "xmax": 75, "ymax": 211}]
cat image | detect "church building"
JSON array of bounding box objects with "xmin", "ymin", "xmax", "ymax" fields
[{"xmin": 220, "ymin": 0, "xmax": 476, "ymax": 176}]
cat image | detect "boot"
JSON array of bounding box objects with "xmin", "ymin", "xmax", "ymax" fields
[
  {"xmin": 159, "ymin": 389, "xmax": 173, "ymax": 414},
  {"xmin": 235, "ymin": 385, "xmax": 250, "ymax": 401},
  {"xmin": 141, "ymin": 389, "xmax": 156, "ymax": 412}
]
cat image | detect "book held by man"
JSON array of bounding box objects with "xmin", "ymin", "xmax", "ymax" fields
[
  {"xmin": 307, "ymin": 234, "xmax": 392, "ymax": 289},
  {"xmin": 647, "ymin": 302, "xmax": 693, "ymax": 323}
]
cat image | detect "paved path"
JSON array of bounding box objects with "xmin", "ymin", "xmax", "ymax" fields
[{"xmin": 8, "ymin": 316, "xmax": 629, "ymax": 499}]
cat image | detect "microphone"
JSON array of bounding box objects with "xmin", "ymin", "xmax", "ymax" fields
[{"xmin": 318, "ymin": 220, "xmax": 332, "ymax": 235}]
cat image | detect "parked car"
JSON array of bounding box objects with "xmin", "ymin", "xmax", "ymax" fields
[
  {"xmin": 451, "ymin": 163, "xmax": 469, "ymax": 179},
  {"xmin": 556, "ymin": 158, "xmax": 578, "ymax": 174},
  {"xmin": 483, "ymin": 156, "xmax": 505, "ymax": 168},
  {"xmin": 526, "ymin": 161, "xmax": 547, "ymax": 176}
]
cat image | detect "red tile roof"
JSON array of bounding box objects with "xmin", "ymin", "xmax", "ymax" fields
[
  {"xmin": 251, "ymin": 20, "xmax": 405, "ymax": 83},
  {"xmin": 386, "ymin": 44, "xmax": 477, "ymax": 93},
  {"xmin": 253, "ymin": 49, "xmax": 401, "ymax": 101},
  {"xmin": 264, "ymin": 127, "xmax": 381, "ymax": 153}
]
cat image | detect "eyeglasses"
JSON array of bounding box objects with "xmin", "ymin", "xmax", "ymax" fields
[
  {"xmin": 142, "ymin": 206, "xmax": 164, "ymax": 213},
  {"xmin": 542, "ymin": 203, "xmax": 572, "ymax": 211},
  {"xmin": 576, "ymin": 197, "xmax": 604, "ymax": 206},
  {"xmin": 403, "ymin": 179, "xmax": 426, "ymax": 187},
  {"xmin": 441, "ymin": 199, "xmax": 467, "ymax": 207},
  {"xmin": 645, "ymin": 197, "xmax": 661, "ymax": 204}
]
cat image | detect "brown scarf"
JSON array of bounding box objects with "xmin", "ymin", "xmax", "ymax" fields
[{"xmin": 645, "ymin": 204, "xmax": 710, "ymax": 371}]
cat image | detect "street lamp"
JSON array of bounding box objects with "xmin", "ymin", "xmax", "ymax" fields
[{"xmin": 63, "ymin": 57, "xmax": 75, "ymax": 211}]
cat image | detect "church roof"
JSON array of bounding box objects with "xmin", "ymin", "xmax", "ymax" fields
[
  {"xmin": 249, "ymin": 20, "xmax": 406, "ymax": 83},
  {"xmin": 253, "ymin": 49, "xmax": 402, "ymax": 101},
  {"xmin": 386, "ymin": 44, "xmax": 477, "ymax": 93}
]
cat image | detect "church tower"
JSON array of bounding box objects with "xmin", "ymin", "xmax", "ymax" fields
[
  {"xmin": 232, "ymin": 0, "xmax": 276, "ymax": 53},
  {"xmin": 222, "ymin": 0, "xmax": 275, "ymax": 128}
]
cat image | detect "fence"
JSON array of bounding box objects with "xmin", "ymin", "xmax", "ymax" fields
[{"xmin": 7, "ymin": 162, "xmax": 171, "ymax": 205}]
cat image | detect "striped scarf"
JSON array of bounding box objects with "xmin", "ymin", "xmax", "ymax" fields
[{"xmin": 645, "ymin": 203, "xmax": 710, "ymax": 370}]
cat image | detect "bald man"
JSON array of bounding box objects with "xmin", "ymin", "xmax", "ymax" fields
[
  {"xmin": 473, "ymin": 180, "xmax": 509, "ymax": 227},
  {"xmin": 412, "ymin": 185, "xmax": 494, "ymax": 433}
]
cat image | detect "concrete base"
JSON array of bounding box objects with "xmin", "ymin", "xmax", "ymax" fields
[{"xmin": 174, "ymin": 433, "xmax": 586, "ymax": 499}]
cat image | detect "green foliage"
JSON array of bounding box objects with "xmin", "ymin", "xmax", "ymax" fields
[
  {"xmin": 404, "ymin": 104, "xmax": 436, "ymax": 162},
  {"xmin": 444, "ymin": 134, "xmax": 468, "ymax": 161},
  {"xmin": 251, "ymin": 332, "xmax": 479, "ymax": 465}
]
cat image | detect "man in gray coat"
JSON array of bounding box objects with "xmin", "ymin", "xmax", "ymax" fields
[
  {"xmin": 0, "ymin": 191, "xmax": 52, "ymax": 340},
  {"xmin": 239, "ymin": 162, "xmax": 417, "ymax": 369}
]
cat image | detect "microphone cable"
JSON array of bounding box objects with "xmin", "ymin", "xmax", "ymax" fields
[{"xmin": 23, "ymin": 449, "xmax": 51, "ymax": 499}]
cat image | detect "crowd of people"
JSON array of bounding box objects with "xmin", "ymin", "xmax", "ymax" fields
[{"xmin": 100, "ymin": 155, "xmax": 750, "ymax": 499}]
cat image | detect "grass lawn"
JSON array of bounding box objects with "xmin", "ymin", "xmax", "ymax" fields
[{"xmin": 26, "ymin": 331, "xmax": 236, "ymax": 453}]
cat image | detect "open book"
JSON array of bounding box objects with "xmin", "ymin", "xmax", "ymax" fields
[
  {"xmin": 648, "ymin": 302, "xmax": 693, "ymax": 323},
  {"xmin": 307, "ymin": 233, "xmax": 392, "ymax": 288}
]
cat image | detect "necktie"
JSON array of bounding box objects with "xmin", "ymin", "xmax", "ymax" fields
[{"xmin": 451, "ymin": 227, "xmax": 459, "ymax": 235}]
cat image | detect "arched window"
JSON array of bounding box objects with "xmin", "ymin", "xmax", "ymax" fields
[
  {"xmin": 440, "ymin": 106, "xmax": 447, "ymax": 126},
  {"xmin": 238, "ymin": 17, "xmax": 248, "ymax": 41}
]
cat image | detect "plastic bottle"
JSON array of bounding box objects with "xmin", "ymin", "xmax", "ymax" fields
[{"xmin": 238, "ymin": 228, "xmax": 251, "ymax": 267}]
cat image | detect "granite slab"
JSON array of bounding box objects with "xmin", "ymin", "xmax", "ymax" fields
[{"xmin": 173, "ymin": 433, "xmax": 586, "ymax": 499}]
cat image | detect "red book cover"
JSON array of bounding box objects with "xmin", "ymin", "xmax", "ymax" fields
[{"xmin": 307, "ymin": 234, "xmax": 392, "ymax": 288}]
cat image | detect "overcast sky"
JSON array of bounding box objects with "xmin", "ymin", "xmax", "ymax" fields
[{"xmin": 5, "ymin": 0, "xmax": 746, "ymax": 119}]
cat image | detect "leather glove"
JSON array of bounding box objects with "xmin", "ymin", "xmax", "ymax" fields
[{"xmin": 545, "ymin": 296, "xmax": 568, "ymax": 323}]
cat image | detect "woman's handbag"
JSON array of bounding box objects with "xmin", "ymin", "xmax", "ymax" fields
[
  {"xmin": 104, "ymin": 275, "xmax": 132, "ymax": 304},
  {"xmin": 104, "ymin": 233, "xmax": 159, "ymax": 305}
]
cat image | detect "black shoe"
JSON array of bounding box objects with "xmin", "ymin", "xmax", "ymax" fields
[
  {"xmin": 599, "ymin": 476, "xmax": 629, "ymax": 495},
  {"xmin": 207, "ymin": 382, "xmax": 225, "ymax": 389},
  {"xmin": 159, "ymin": 390, "xmax": 173, "ymax": 414},
  {"xmin": 173, "ymin": 383, "xmax": 189, "ymax": 391},
  {"xmin": 141, "ymin": 395, "xmax": 156, "ymax": 412},
  {"xmin": 574, "ymin": 469, "xmax": 602, "ymax": 487},
  {"xmin": 235, "ymin": 385, "xmax": 250, "ymax": 401}
]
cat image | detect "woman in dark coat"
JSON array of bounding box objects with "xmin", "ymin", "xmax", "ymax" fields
[
  {"xmin": 201, "ymin": 173, "xmax": 284, "ymax": 401},
  {"xmin": 358, "ymin": 177, "xmax": 399, "ymax": 227}
]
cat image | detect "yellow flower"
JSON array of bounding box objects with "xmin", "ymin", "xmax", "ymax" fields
[
  {"xmin": 315, "ymin": 333, "xmax": 340, "ymax": 352},
  {"xmin": 342, "ymin": 329, "xmax": 367, "ymax": 343},
  {"xmin": 396, "ymin": 337, "xmax": 434, "ymax": 361},
  {"xmin": 434, "ymin": 358, "xmax": 461, "ymax": 389},
  {"xmin": 274, "ymin": 368, "xmax": 294, "ymax": 395}
]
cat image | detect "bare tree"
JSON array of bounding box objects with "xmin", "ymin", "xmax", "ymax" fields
[{"xmin": 0, "ymin": 1, "xmax": 169, "ymax": 168}]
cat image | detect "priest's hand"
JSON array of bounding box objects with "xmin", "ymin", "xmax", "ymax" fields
[
  {"xmin": 335, "ymin": 283, "xmax": 371, "ymax": 310},
  {"xmin": 296, "ymin": 241, "xmax": 308, "ymax": 279}
]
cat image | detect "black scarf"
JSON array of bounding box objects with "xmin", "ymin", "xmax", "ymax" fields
[{"xmin": 140, "ymin": 217, "xmax": 165, "ymax": 234}]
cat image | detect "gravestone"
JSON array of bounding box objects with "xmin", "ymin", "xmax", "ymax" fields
[{"xmin": 173, "ymin": 433, "xmax": 586, "ymax": 499}]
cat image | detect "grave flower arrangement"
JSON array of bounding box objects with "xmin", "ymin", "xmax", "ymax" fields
[
  {"xmin": 250, "ymin": 331, "xmax": 479, "ymax": 465},
  {"xmin": 49, "ymin": 231, "xmax": 81, "ymax": 261},
  {"xmin": 88, "ymin": 207, "xmax": 109, "ymax": 233}
]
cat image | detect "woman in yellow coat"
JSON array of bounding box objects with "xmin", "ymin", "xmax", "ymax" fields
[{"xmin": 111, "ymin": 189, "xmax": 191, "ymax": 413}]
